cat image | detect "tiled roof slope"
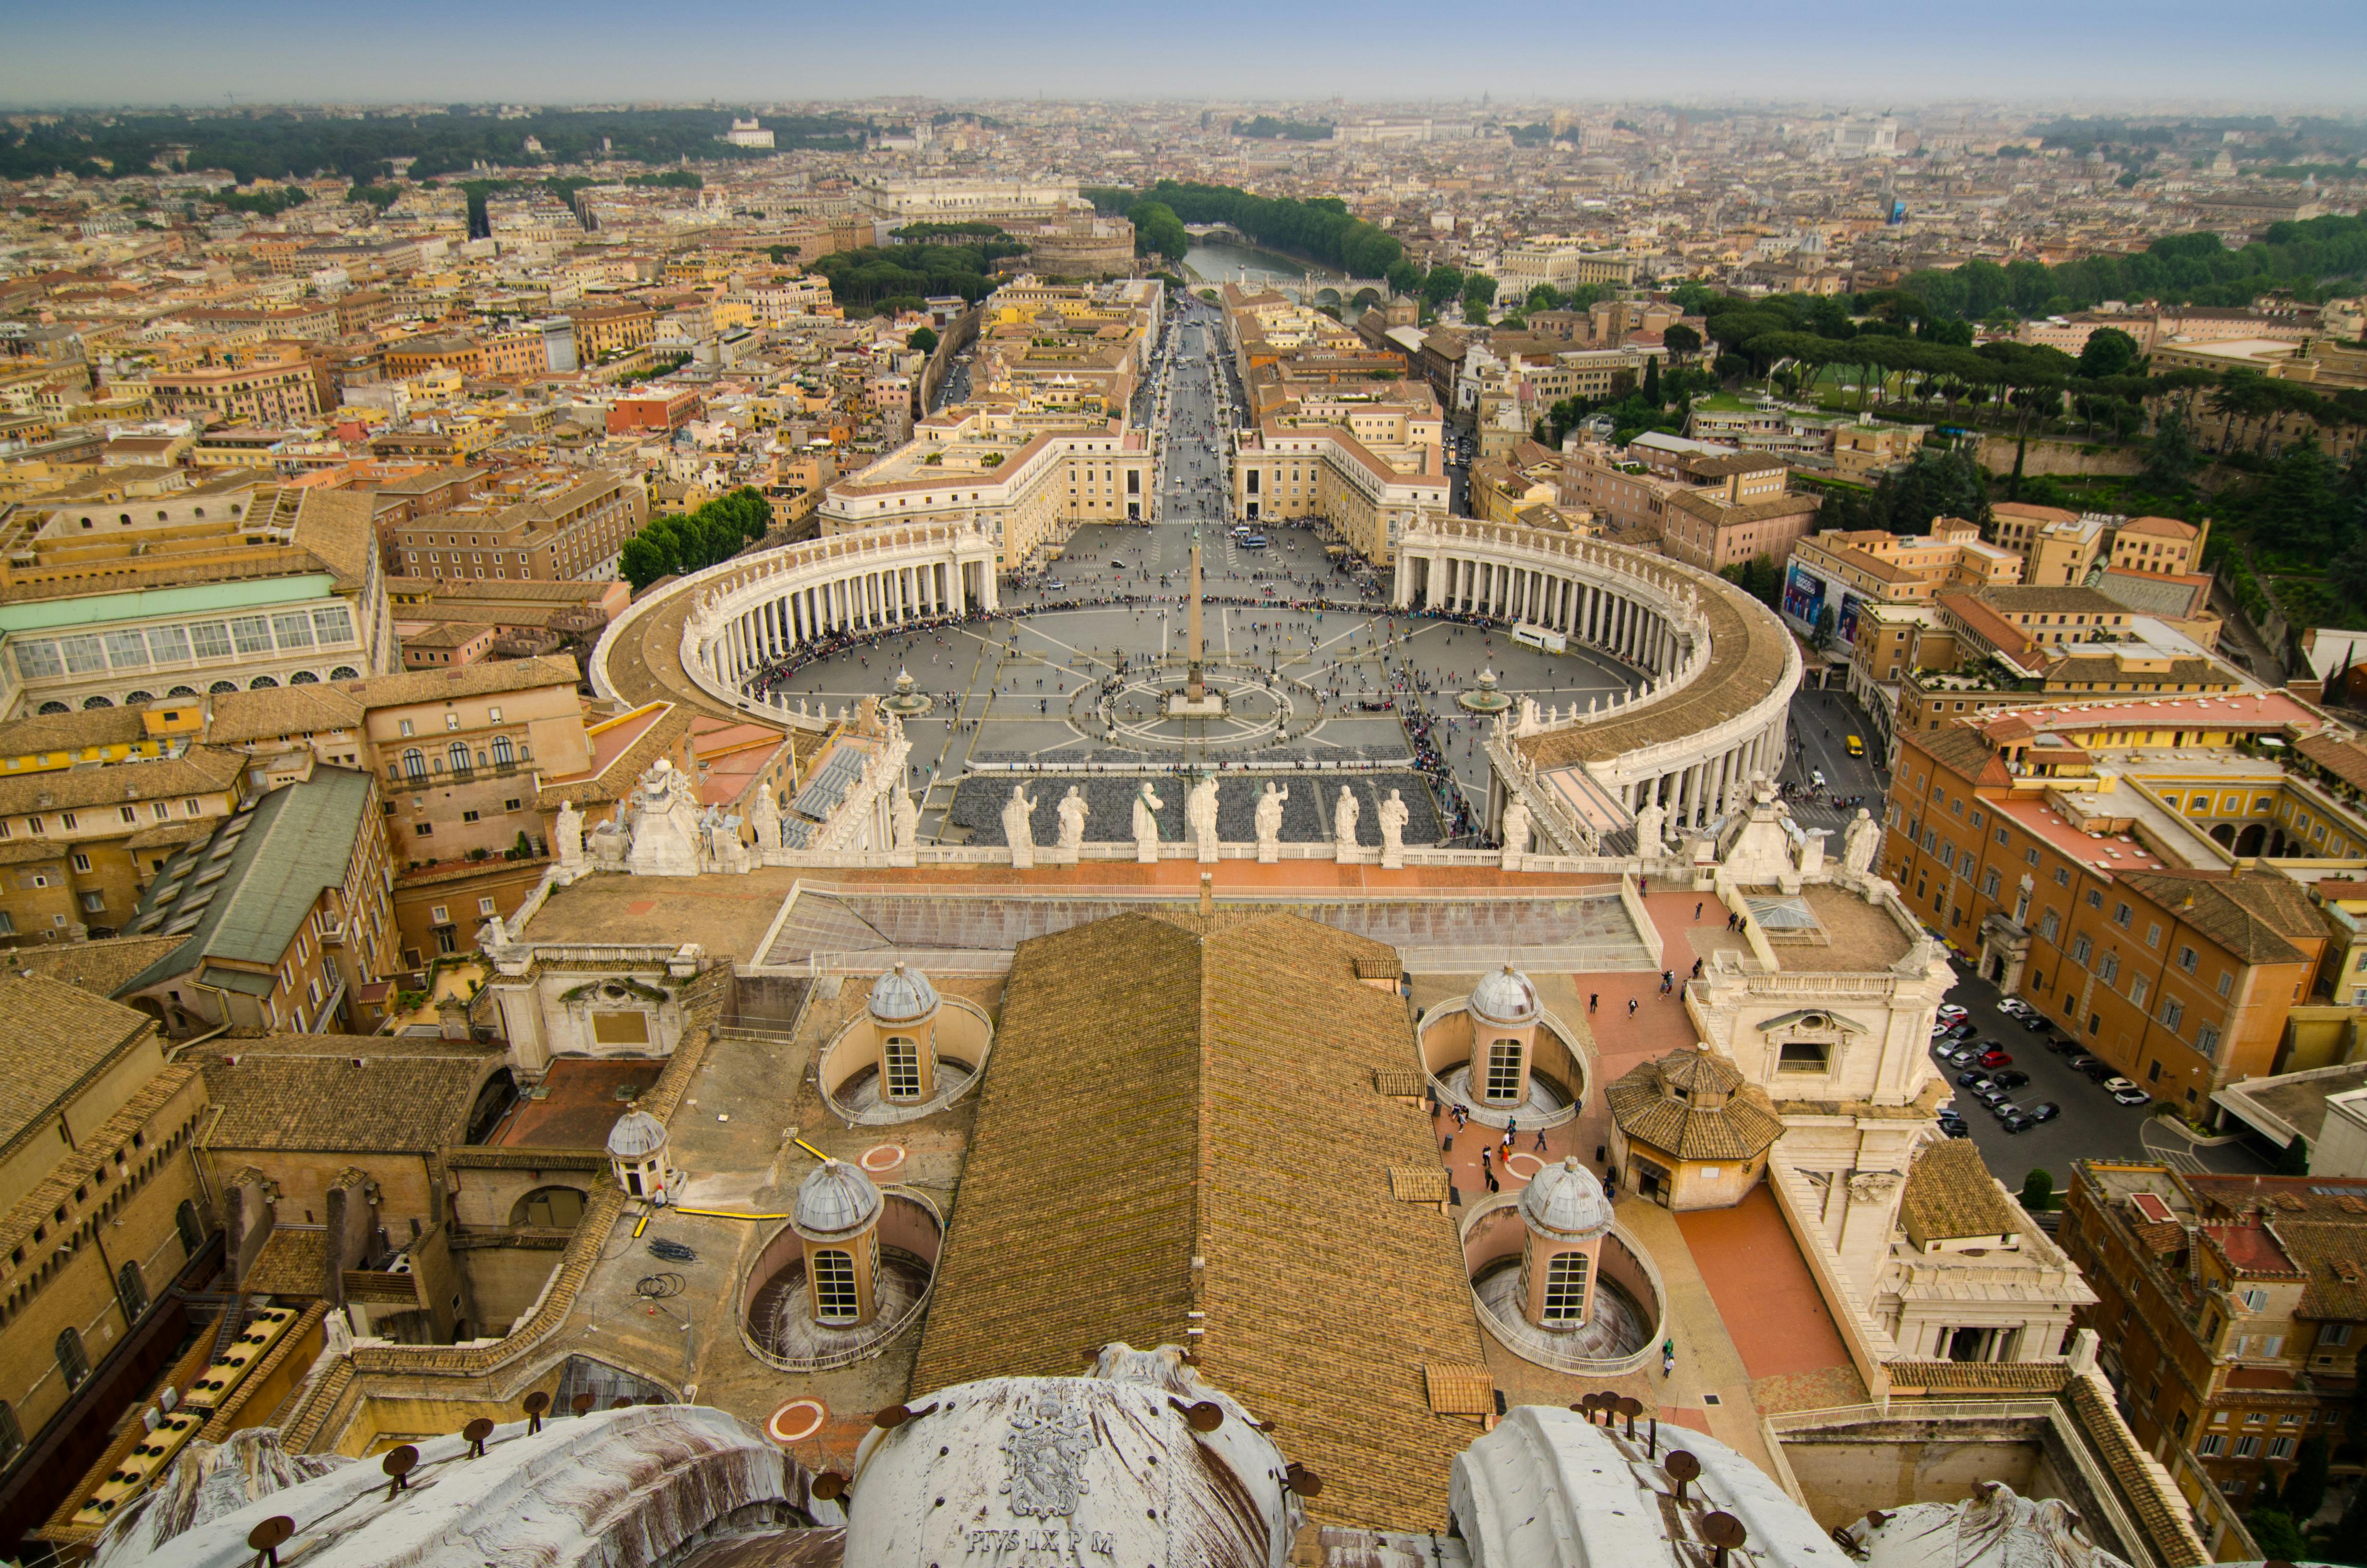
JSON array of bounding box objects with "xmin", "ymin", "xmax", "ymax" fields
[{"xmin": 910, "ymin": 911, "xmax": 1487, "ymax": 1532}]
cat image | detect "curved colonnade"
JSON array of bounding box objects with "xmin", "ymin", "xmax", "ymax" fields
[
  {"xmin": 1394, "ymin": 518, "xmax": 1799, "ymax": 855},
  {"xmin": 592, "ymin": 515, "xmax": 1798, "ymax": 863},
  {"xmin": 590, "ymin": 520, "xmax": 998, "ymax": 722}
]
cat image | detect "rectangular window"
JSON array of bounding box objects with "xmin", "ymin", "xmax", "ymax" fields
[
  {"xmin": 2218, "ymin": 971, "xmax": 2234, "ymax": 998},
  {"xmin": 269, "ymin": 611, "xmax": 314, "ymax": 649},
  {"xmin": 1484, "ymin": 1039, "xmax": 1523, "ymax": 1100},
  {"xmin": 2234, "ymin": 1436, "xmax": 2260, "ymax": 1459},
  {"xmin": 2130, "ymin": 973, "xmax": 2149, "ymax": 1007},
  {"xmin": 59, "ymin": 634, "xmax": 106, "ymax": 674},
  {"xmin": 2162, "ymin": 998, "xmax": 2184, "ymax": 1032},
  {"xmin": 2086, "ymin": 890, "xmax": 2103, "ymax": 909},
  {"xmin": 2199, "ymin": 1434, "xmax": 2225, "ymax": 1456},
  {"xmin": 311, "ymin": 605, "xmax": 355, "ymax": 644},
  {"xmin": 70, "ymin": 852, "xmax": 91, "ymax": 873},
  {"xmin": 103, "ymin": 629, "xmax": 149, "ymax": 668},
  {"xmin": 228, "ymin": 616, "xmax": 273, "ymax": 656},
  {"xmin": 188, "ymin": 621, "xmax": 233, "ymax": 660},
  {"xmin": 2146, "ymin": 921, "xmax": 2163, "ymax": 948},
  {"xmin": 2178, "ymin": 946, "xmax": 2199, "ymax": 974},
  {"xmin": 145, "ymin": 624, "xmax": 191, "ymax": 664},
  {"xmin": 2053, "ymin": 866, "xmax": 2070, "ymax": 886},
  {"xmin": 12, "ymin": 640, "xmax": 60, "ymax": 679},
  {"xmin": 813, "ymin": 1248, "xmax": 859, "ymax": 1321},
  {"xmin": 2113, "ymin": 902, "xmax": 2132, "ymax": 928},
  {"xmin": 2271, "ymin": 1437, "xmax": 2297, "ymax": 1460},
  {"xmin": 2327, "ymin": 1323, "xmax": 2355, "ymax": 1348},
  {"xmin": 884, "ymin": 1036, "xmax": 922, "ymax": 1100},
  {"xmin": 2198, "ymin": 1022, "xmax": 2221, "ymax": 1055},
  {"xmin": 1541, "ymin": 1251, "xmax": 1589, "ymax": 1324},
  {"xmin": 1982, "ymin": 869, "xmax": 2002, "ymax": 898},
  {"xmin": 2100, "ymin": 952, "xmax": 2121, "ymax": 985},
  {"xmin": 2039, "ymin": 910, "xmax": 2060, "ymax": 941},
  {"xmin": 2072, "ymin": 934, "xmax": 2093, "ymax": 964}
]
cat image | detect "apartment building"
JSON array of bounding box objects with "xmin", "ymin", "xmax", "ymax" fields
[
  {"xmin": 0, "ymin": 977, "xmax": 212, "ymax": 1554},
  {"xmin": 819, "ymin": 406, "xmax": 1149, "ymax": 572},
  {"xmin": 1659, "ymin": 475, "xmax": 1820, "ymax": 573},
  {"xmin": 2061, "ymin": 1165, "xmax": 2367, "ymax": 1513},
  {"xmin": 565, "ymin": 303, "xmax": 657, "ymax": 364},
  {"xmin": 145, "ymin": 355, "xmax": 321, "ymax": 426},
  {"xmin": 1782, "ymin": 519, "xmax": 2022, "ymax": 645},
  {"xmin": 387, "ymin": 468, "xmax": 646, "ymax": 584},
  {"xmin": 1886, "ymin": 696, "xmax": 2341, "ymax": 1107},
  {"xmin": 0, "ymin": 486, "xmax": 396, "ymax": 716},
  {"xmin": 118, "ymin": 766, "xmax": 398, "ymax": 1038},
  {"xmin": 1234, "ymin": 419, "xmax": 1450, "ymax": 566}
]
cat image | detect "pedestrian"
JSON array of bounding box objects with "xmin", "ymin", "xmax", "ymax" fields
[
  {"xmin": 1453, "ymin": 1102, "xmax": 1468, "ymax": 1130},
  {"xmin": 1588, "ymin": 991, "xmax": 1598, "ymax": 1012},
  {"xmin": 1691, "ymin": 957, "xmax": 1703, "ymax": 979},
  {"xmin": 1694, "ymin": 900, "xmax": 1703, "ymax": 920},
  {"xmin": 1485, "ymin": 1167, "xmax": 1500, "ymax": 1194},
  {"xmin": 1627, "ymin": 997, "xmax": 1639, "ymax": 1019},
  {"xmin": 1661, "ymin": 1339, "xmax": 1675, "ymax": 1379},
  {"xmin": 1535, "ymin": 1127, "xmax": 1548, "ymax": 1153}
]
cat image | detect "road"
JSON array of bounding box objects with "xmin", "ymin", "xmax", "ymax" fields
[
  {"xmin": 1773, "ymin": 686, "xmax": 1887, "ymax": 839},
  {"xmin": 1933, "ymin": 970, "xmax": 2272, "ymax": 1194}
]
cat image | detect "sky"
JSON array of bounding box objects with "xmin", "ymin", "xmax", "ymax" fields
[{"xmin": 0, "ymin": 0, "xmax": 2363, "ymax": 110}]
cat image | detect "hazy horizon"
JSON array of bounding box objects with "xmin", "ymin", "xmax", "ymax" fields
[{"xmin": 1, "ymin": 0, "xmax": 2363, "ymax": 113}]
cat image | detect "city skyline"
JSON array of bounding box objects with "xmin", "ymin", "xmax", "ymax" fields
[{"xmin": 2, "ymin": 0, "xmax": 2365, "ymax": 109}]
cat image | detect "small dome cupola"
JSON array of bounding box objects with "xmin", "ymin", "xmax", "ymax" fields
[
  {"xmin": 606, "ymin": 1104, "xmax": 671, "ymax": 1202},
  {"xmin": 1469, "ymin": 964, "xmax": 1541, "ymax": 1028},
  {"xmin": 790, "ymin": 1159, "xmax": 887, "ymax": 1328},
  {"xmin": 792, "ymin": 1158, "xmax": 883, "ymax": 1244},
  {"xmin": 868, "ymin": 962, "xmax": 940, "ymax": 1025},
  {"xmin": 1520, "ymin": 1157, "xmax": 1614, "ymax": 1243},
  {"xmin": 1516, "ymin": 1157, "xmax": 1614, "ymax": 1333}
]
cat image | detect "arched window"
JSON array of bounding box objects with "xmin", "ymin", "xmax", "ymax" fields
[
  {"xmin": 329, "ymin": 666, "xmax": 360, "ymax": 681},
  {"xmin": 208, "ymin": 681, "xmax": 237, "ymax": 695},
  {"xmin": 1484, "ymin": 1039, "xmax": 1523, "ymax": 1101},
  {"xmin": 811, "ymin": 1248, "xmax": 859, "ymax": 1322},
  {"xmin": 167, "ymin": 686, "xmax": 199, "ymax": 699},
  {"xmin": 36, "ymin": 702, "xmax": 69, "ymax": 715},
  {"xmin": 448, "ymin": 741, "xmax": 471, "ymax": 773},
  {"xmin": 247, "ymin": 675, "xmax": 278, "ymax": 690},
  {"xmin": 82, "ymin": 695, "xmax": 114, "ymax": 710},
  {"xmin": 401, "ymin": 748, "xmax": 427, "ymax": 780},
  {"xmin": 883, "ymin": 1037, "xmax": 921, "ymax": 1100},
  {"xmin": 289, "ymin": 670, "xmax": 319, "ymax": 685},
  {"xmin": 55, "ymin": 1327, "xmax": 89, "ymax": 1389},
  {"xmin": 175, "ymin": 1198, "xmax": 204, "ymax": 1255},
  {"xmin": 124, "ymin": 691, "xmax": 154, "ymax": 705},
  {"xmin": 510, "ymin": 1186, "xmax": 587, "ymax": 1228},
  {"xmin": 117, "ymin": 1259, "xmax": 147, "ymax": 1320},
  {"xmin": 490, "ymin": 735, "xmax": 514, "ymax": 766},
  {"xmin": 1541, "ymin": 1252, "xmax": 1588, "ymax": 1325}
]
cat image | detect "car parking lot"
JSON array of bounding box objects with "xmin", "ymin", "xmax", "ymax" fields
[{"xmin": 1929, "ymin": 972, "xmax": 2272, "ymax": 1192}]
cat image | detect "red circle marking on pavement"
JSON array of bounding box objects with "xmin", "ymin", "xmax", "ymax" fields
[
  {"xmin": 1503, "ymin": 1153, "xmax": 1545, "ymax": 1180},
  {"xmin": 859, "ymin": 1145, "xmax": 906, "ymax": 1173},
  {"xmin": 768, "ymin": 1399, "xmax": 826, "ymax": 1444}
]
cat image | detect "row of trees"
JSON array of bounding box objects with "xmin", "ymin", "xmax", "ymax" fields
[
  {"xmin": 0, "ymin": 108, "xmax": 864, "ymax": 186},
  {"xmin": 618, "ymin": 488, "xmax": 773, "ymax": 593},
  {"xmin": 813, "ymin": 237, "xmax": 1027, "ymax": 313},
  {"xmin": 1106, "ymin": 181, "xmax": 1407, "ymax": 281},
  {"xmin": 1893, "ymin": 216, "xmax": 2367, "ymax": 318}
]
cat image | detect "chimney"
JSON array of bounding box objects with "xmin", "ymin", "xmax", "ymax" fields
[{"xmin": 1199, "ymin": 873, "xmax": 1213, "ymax": 918}]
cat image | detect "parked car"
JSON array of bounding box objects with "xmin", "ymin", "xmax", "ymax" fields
[
  {"xmin": 2021, "ymin": 1101, "xmax": 2061, "ymax": 1125},
  {"xmin": 1956, "ymin": 1069, "xmax": 1995, "ymax": 1089},
  {"xmin": 2045, "ymin": 1035, "xmax": 2086, "ymax": 1056},
  {"xmin": 1940, "ymin": 1119, "xmax": 1972, "ymax": 1139},
  {"xmin": 2100, "ymin": 1076, "xmax": 2150, "ymax": 1105},
  {"xmin": 2071, "ymin": 1056, "xmax": 2116, "ymax": 1082},
  {"xmin": 2015, "ymin": 1012, "xmax": 2053, "ymax": 1033},
  {"xmin": 1944, "ymin": 1046, "xmax": 1983, "ymax": 1067},
  {"xmin": 1942, "ymin": 1021, "xmax": 1979, "ymax": 1042},
  {"xmin": 2000, "ymin": 1108, "xmax": 2039, "ymax": 1132},
  {"xmin": 1937, "ymin": 1003, "xmax": 1969, "ymax": 1025},
  {"xmin": 1985, "ymin": 1070, "xmax": 2031, "ymax": 1090},
  {"xmin": 1976, "ymin": 1048, "xmax": 2014, "ymax": 1069},
  {"xmin": 1977, "ymin": 1087, "xmax": 2016, "ymax": 1112},
  {"xmin": 1998, "ymin": 997, "xmax": 2035, "ymax": 1019}
]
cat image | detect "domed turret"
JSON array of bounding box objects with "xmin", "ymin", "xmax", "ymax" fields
[
  {"xmin": 792, "ymin": 1158, "xmax": 882, "ymax": 1243},
  {"xmin": 791, "ymin": 1159, "xmax": 886, "ymax": 1328},
  {"xmin": 868, "ymin": 963, "xmax": 940, "ymax": 1024},
  {"xmin": 606, "ymin": 1104, "xmax": 670, "ymax": 1201},
  {"xmin": 1469, "ymin": 964, "xmax": 1540, "ymax": 1028},
  {"xmin": 1520, "ymin": 1157, "xmax": 1613, "ymax": 1241}
]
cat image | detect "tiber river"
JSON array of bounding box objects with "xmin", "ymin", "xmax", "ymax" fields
[{"xmin": 1183, "ymin": 239, "xmax": 1368, "ymax": 318}]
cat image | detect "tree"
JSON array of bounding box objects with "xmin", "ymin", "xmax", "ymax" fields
[
  {"xmin": 906, "ymin": 326, "xmax": 939, "ymax": 353},
  {"xmin": 619, "ymin": 533, "xmax": 672, "ymax": 593},
  {"xmin": 1662, "ymin": 323, "xmax": 1702, "ymax": 362},
  {"xmin": 1127, "ymin": 200, "xmax": 1189, "ymax": 266},
  {"xmin": 1420, "ymin": 265, "xmax": 1465, "ymax": 309},
  {"xmin": 1384, "ymin": 258, "xmax": 1422, "ymax": 298},
  {"xmin": 2077, "ymin": 327, "xmax": 2144, "ymax": 380},
  {"xmin": 2258, "ymin": 434, "xmax": 2341, "ymax": 556},
  {"xmin": 2019, "ymin": 1168, "xmax": 2055, "ymax": 1211},
  {"xmin": 1460, "ymin": 273, "xmax": 1497, "ymax": 324},
  {"xmin": 1642, "ymin": 354, "xmax": 1661, "ymax": 406},
  {"xmin": 2284, "ymin": 1436, "xmax": 2331, "ymax": 1523},
  {"xmin": 2143, "ymin": 403, "xmax": 2203, "ymax": 490},
  {"xmin": 2246, "ymin": 1506, "xmax": 2307, "ymax": 1561},
  {"xmin": 2330, "ymin": 1477, "xmax": 2367, "ymax": 1566}
]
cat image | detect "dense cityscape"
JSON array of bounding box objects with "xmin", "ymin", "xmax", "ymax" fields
[{"xmin": 5, "ymin": 55, "xmax": 2367, "ymax": 1568}]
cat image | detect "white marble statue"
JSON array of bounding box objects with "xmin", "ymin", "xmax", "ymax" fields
[
  {"xmin": 1333, "ymin": 785, "xmax": 1361, "ymax": 861},
  {"xmin": 1254, "ymin": 782, "xmax": 1289, "ymax": 864},
  {"xmin": 748, "ymin": 783, "xmax": 781, "ymax": 850},
  {"xmin": 1186, "ymin": 774, "xmax": 1220, "ymax": 864},
  {"xmin": 625, "ymin": 758, "xmax": 704, "ymax": 877},
  {"xmin": 1056, "ymin": 787, "xmax": 1089, "ymax": 856},
  {"xmin": 554, "ymin": 799, "xmax": 584, "ymax": 869},
  {"xmin": 1132, "ymin": 781, "xmax": 1165, "ymax": 863},
  {"xmin": 891, "ymin": 785, "xmax": 919, "ymax": 861},
  {"xmin": 1003, "ymin": 784, "xmax": 1039, "ymax": 870},
  {"xmin": 1842, "ymin": 806, "xmax": 1881, "ymax": 875},
  {"xmin": 1500, "ymin": 797, "xmax": 1531, "ymax": 869},
  {"xmin": 1377, "ymin": 789, "xmax": 1409, "ymax": 868},
  {"xmin": 1633, "ymin": 799, "xmax": 1667, "ymax": 856}
]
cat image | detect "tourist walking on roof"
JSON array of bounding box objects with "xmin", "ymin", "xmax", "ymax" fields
[{"xmin": 1661, "ymin": 1339, "xmax": 1675, "ymax": 1379}]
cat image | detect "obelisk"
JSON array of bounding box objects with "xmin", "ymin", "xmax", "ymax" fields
[{"xmin": 1186, "ymin": 528, "xmax": 1205, "ymax": 702}]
